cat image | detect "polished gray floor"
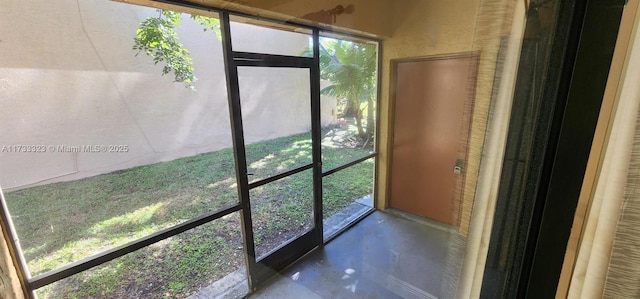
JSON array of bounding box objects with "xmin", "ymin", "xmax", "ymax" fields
[{"xmin": 248, "ymin": 210, "xmax": 466, "ymax": 299}]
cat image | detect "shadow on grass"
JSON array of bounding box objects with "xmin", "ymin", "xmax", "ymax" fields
[
  {"xmin": 6, "ymin": 129, "xmax": 373, "ymax": 298},
  {"xmin": 39, "ymin": 215, "xmax": 245, "ymax": 299}
]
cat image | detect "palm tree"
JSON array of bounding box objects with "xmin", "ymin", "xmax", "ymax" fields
[{"xmin": 316, "ymin": 38, "xmax": 377, "ymax": 140}]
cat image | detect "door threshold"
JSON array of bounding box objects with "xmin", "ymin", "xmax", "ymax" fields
[{"xmin": 383, "ymin": 208, "xmax": 460, "ymax": 235}]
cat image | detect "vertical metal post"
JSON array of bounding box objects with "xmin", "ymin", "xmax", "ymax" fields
[
  {"xmin": 218, "ymin": 12, "xmax": 257, "ymax": 290},
  {"xmin": 310, "ymin": 29, "xmax": 323, "ymax": 244},
  {"xmin": 373, "ymin": 41, "xmax": 382, "ymax": 210}
]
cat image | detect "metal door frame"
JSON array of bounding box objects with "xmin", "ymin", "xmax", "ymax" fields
[{"xmin": 219, "ymin": 12, "xmax": 323, "ymax": 289}]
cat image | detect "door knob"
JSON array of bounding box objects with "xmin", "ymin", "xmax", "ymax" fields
[{"xmin": 453, "ymin": 159, "xmax": 464, "ymax": 175}]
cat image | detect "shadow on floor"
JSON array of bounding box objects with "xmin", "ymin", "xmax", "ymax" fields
[{"xmin": 248, "ymin": 210, "xmax": 466, "ymax": 299}]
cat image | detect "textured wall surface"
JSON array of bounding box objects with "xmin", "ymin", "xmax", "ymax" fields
[
  {"xmin": 182, "ymin": 0, "xmax": 395, "ymax": 37},
  {"xmin": 603, "ymin": 111, "xmax": 640, "ymax": 298},
  {"xmin": 567, "ymin": 3, "xmax": 640, "ymax": 295},
  {"xmin": 0, "ymin": 212, "xmax": 23, "ymax": 299}
]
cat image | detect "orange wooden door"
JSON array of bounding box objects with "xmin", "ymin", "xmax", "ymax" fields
[{"xmin": 390, "ymin": 54, "xmax": 478, "ymax": 226}]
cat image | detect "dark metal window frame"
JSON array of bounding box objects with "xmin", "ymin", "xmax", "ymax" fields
[
  {"xmin": 220, "ymin": 13, "xmax": 323, "ymax": 287},
  {"xmin": 481, "ymin": 0, "xmax": 626, "ymax": 298},
  {"xmin": 0, "ymin": 1, "xmax": 382, "ymax": 296}
]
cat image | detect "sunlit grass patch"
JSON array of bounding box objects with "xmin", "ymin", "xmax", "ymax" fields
[{"xmin": 7, "ymin": 131, "xmax": 372, "ymax": 298}]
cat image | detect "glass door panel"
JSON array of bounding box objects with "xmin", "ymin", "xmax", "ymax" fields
[
  {"xmin": 225, "ymin": 15, "xmax": 320, "ymax": 287},
  {"xmin": 250, "ymin": 169, "xmax": 314, "ymax": 258},
  {"xmin": 236, "ymin": 66, "xmax": 318, "ymax": 265},
  {"xmin": 237, "ymin": 67, "xmax": 313, "ymax": 184}
]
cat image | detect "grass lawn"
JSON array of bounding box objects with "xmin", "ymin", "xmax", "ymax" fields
[{"xmin": 6, "ymin": 129, "xmax": 373, "ymax": 298}]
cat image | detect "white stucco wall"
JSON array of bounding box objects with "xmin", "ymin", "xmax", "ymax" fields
[{"xmin": 0, "ymin": 0, "xmax": 336, "ymax": 190}]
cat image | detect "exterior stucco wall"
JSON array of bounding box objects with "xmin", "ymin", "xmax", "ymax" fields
[{"xmin": 0, "ymin": 0, "xmax": 336, "ymax": 190}]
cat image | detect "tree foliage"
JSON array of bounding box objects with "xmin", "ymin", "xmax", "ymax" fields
[
  {"xmin": 133, "ymin": 12, "xmax": 377, "ymax": 141},
  {"xmin": 314, "ymin": 39, "xmax": 377, "ymax": 139},
  {"xmin": 133, "ymin": 10, "xmax": 220, "ymax": 91}
]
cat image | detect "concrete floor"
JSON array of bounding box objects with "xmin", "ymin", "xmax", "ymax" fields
[{"xmin": 248, "ymin": 210, "xmax": 466, "ymax": 299}]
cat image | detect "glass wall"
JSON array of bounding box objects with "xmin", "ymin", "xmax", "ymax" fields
[
  {"xmin": 1, "ymin": 0, "xmax": 618, "ymax": 297},
  {"xmin": 0, "ymin": 0, "xmax": 239, "ymax": 279},
  {"xmin": 0, "ymin": 0, "xmax": 380, "ymax": 296},
  {"xmin": 0, "ymin": 1, "xmax": 252, "ymax": 297},
  {"xmin": 318, "ymin": 35, "xmax": 378, "ymax": 240},
  {"xmin": 319, "ymin": 36, "xmax": 378, "ymax": 171},
  {"xmin": 322, "ymin": 158, "xmax": 374, "ymax": 239}
]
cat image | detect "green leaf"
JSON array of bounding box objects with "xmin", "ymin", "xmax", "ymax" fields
[
  {"xmin": 308, "ymin": 37, "xmax": 377, "ymax": 138},
  {"xmin": 133, "ymin": 9, "xmax": 197, "ymax": 91}
]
